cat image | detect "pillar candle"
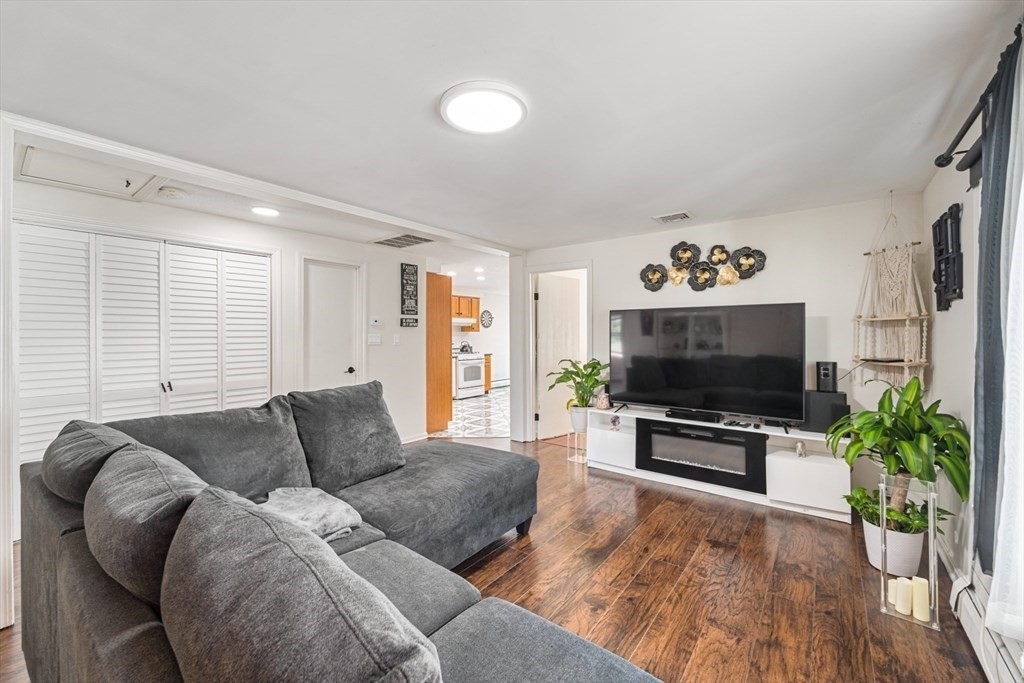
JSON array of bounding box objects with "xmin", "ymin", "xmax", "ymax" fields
[
  {"xmin": 895, "ymin": 577, "xmax": 913, "ymax": 615},
  {"xmin": 912, "ymin": 577, "xmax": 930, "ymax": 621},
  {"xmin": 887, "ymin": 578, "xmax": 898, "ymax": 605}
]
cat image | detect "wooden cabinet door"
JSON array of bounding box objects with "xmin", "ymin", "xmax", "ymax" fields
[
  {"xmin": 460, "ymin": 296, "xmax": 481, "ymax": 332},
  {"xmin": 484, "ymin": 354, "xmax": 492, "ymax": 393},
  {"xmin": 451, "ymin": 296, "xmax": 462, "ymax": 317}
]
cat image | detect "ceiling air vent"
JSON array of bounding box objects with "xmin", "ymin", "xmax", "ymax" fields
[
  {"xmin": 373, "ymin": 234, "xmax": 434, "ymax": 248},
  {"xmin": 651, "ymin": 211, "xmax": 691, "ymax": 225}
]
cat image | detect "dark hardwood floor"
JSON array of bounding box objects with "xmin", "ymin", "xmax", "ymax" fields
[
  {"xmin": 0, "ymin": 438, "xmax": 983, "ymax": 683},
  {"xmin": 451, "ymin": 438, "xmax": 984, "ymax": 683}
]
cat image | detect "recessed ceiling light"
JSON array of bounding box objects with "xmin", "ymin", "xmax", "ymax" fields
[
  {"xmin": 447, "ymin": 271, "xmax": 457, "ymax": 277},
  {"xmin": 251, "ymin": 207, "xmax": 279, "ymax": 217},
  {"xmin": 440, "ymin": 81, "xmax": 527, "ymax": 134},
  {"xmin": 476, "ymin": 276, "xmax": 486, "ymax": 281},
  {"xmin": 474, "ymin": 267, "xmax": 485, "ymax": 273}
]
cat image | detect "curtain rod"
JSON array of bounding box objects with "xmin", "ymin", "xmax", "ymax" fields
[{"xmin": 934, "ymin": 23, "xmax": 1022, "ymax": 169}]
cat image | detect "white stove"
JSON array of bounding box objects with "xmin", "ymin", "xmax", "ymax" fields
[{"xmin": 453, "ymin": 352, "xmax": 485, "ymax": 399}]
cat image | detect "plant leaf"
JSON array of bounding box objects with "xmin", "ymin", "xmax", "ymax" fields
[
  {"xmin": 894, "ymin": 439, "xmax": 923, "ymax": 477},
  {"xmin": 935, "ymin": 454, "xmax": 970, "ymax": 501},
  {"xmin": 844, "ymin": 439, "xmax": 863, "ymax": 467},
  {"xmin": 914, "ymin": 433, "xmax": 937, "ymax": 482}
]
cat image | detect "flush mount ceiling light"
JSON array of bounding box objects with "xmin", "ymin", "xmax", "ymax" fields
[
  {"xmin": 447, "ymin": 271, "xmax": 457, "ymax": 276},
  {"xmin": 476, "ymin": 276, "xmax": 486, "ymax": 281},
  {"xmin": 251, "ymin": 206, "xmax": 279, "ymax": 217},
  {"xmin": 440, "ymin": 81, "xmax": 527, "ymax": 134},
  {"xmin": 474, "ymin": 266, "xmax": 485, "ymax": 273}
]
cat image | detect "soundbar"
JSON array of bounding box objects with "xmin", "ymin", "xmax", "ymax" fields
[{"xmin": 665, "ymin": 408, "xmax": 721, "ymax": 423}]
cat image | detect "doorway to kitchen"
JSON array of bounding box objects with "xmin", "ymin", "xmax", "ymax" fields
[{"xmin": 421, "ymin": 246, "xmax": 511, "ymax": 438}]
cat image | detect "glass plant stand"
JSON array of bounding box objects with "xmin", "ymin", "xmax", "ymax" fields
[
  {"xmin": 566, "ymin": 431, "xmax": 587, "ymax": 464},
  {"xmin": 877, "ymin": 473, "xmax": 940, "ymax": 631}
]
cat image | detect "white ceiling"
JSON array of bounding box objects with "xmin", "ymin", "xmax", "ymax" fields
[
  {"xmin": 413, "ymin": 242, "xmax": 509, "ymax": 294},
  {"xmin": 1, "ymin": 1, "xmax": 1019, "ymax": 251}
]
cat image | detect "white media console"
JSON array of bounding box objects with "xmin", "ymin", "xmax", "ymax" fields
[{"xmin": 587, "ymin": 406, "xmax": 851, "ymax": 524}]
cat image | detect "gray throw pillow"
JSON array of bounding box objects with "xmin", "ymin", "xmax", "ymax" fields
[
  {"xmin": 288, "ymin": 381, "xmax": 405, "ymax": 491},
  {"xmin": 41, "ymin": 421, "xmax": 136, "ymax": 504},
  {"xmin": 162, "ymin": 487, "xmax": 442, "ymax": 683},
  {"xmin": 108, "ymin": 395, "xmax": 311, "ymax": 501},
  {"xmin": 84, "ymin": 444, "xmax": 207, "ymax": 607}
]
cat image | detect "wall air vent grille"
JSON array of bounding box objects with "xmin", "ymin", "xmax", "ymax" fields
[
  {"xmin": 373, "ymin": 234, "xmax": 434, "ymax": 248},
  {"xmin": 652, "ymin": 211, "xmax": 691, "ymax": 224}
]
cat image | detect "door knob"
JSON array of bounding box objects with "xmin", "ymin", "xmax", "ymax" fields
[{"xmin": 345, "ymin": 367, "xmax": 356, "ymax": 374}]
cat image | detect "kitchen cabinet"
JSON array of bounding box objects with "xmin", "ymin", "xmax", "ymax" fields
[
  {"xmin": 452, "ymin": 294, "xmax": 481, "ymax": 332},
  {"xmin": 452, "ymin": 296, "xmax": 475, "ymax": 318},
  {"xmin": 484, "ymin": 354, "xmax": 492, "ymax": 393}
]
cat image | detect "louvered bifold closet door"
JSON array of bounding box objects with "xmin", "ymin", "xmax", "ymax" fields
[
  {"xmin": 14, "ymin": 225, "xmax": 93, "ymax": 461},
  {"xmin": 166, "ymin": 244, "xmax": 222, "ymax": 414},
  {"xmin": 223, "ymin": 251, "xmax": 271, "ymax": 409},
  {"xmin": 96, "ymin": 235, "xmax": 164, "ymax": 421}
]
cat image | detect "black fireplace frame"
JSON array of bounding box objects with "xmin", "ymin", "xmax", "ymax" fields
[{"xmin": 635, "ymin": 419, "xmax": 768, "ymax": 494}]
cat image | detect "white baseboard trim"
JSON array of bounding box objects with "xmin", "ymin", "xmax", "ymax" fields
[
  {"xmin": 402, "ymin": 433, "xmax": 428, "ymax": 445},
  {"xmin": 492, "ymin": 378, "xmax": 510, "ymax": 388}
]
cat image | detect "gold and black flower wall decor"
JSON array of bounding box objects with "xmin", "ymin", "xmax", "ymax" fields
[
  {"xmin": 640, "ymin": 263, "xmax": 669, "ymax": 291},
  {"xmin": 639, "ymin": 242, "xmax": 767, "ymax": 292}
]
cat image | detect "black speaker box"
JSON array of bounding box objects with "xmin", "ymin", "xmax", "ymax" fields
[
  {"xmin": 803, "ymin": 390, "xmax": 850, "ymax": 433},
  {"xmin": 816, "ymin": 361, "xmax": 838, "ymax": 393}
]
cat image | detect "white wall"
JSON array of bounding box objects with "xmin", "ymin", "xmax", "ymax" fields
[
  {"xmin": 921, "ymin": 121, "xmax": 983, "ymax": 582},
  {"xmin": 12, "ymin": 181, "xmax": 428, "ymax": 440},
  {"xmin": 520, "ymin": 194, "xmax": 925, "ymax": 422},
  {"xmin": 452, "ymin": 286, "xmax": 510, "ymax": 384}
]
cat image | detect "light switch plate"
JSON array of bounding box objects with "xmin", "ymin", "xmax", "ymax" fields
[
  {"xmin": 392, "ymin": 334, "xmax": 401, "ymax": 345},
  {"xmin": 368, "ymin": 333, "xmax": 382, "ymax": 345}
]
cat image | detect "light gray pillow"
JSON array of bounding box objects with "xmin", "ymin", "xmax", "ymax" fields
[
  {"xmin": 84, "ymin": 444, "xmax": 207, "ymax": 607},
  {"xmin": 107, "ymin": 395, "xmax": 311, "ymax": 502},
  {"xmin": 42, "ymin": 421, "xmax": 136, "ymax": 504},
  {"xmin": 288, "ymin": 381, "xmax": 405, "ymax": 492},
  {"xmin": 161, "ymin": 487, "xmax": 442, "ymax": 683}
]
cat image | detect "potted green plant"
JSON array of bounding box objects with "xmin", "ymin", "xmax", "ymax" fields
[
  {"xmin": 825, "ymin": 377, "xmax": 970, "ymax": 576},
  {"xmin": 547, "ymin": 358, "xmax": 610, "ymax": 433}
]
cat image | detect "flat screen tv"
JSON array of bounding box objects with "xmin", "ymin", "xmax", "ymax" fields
[{"xmin": 609, "ymin": 303, "xmax": 805, "ymax": 422}]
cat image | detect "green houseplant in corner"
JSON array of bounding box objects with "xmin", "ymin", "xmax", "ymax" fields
[
  {"xmin": 547, "ymin": 358, "xmax": 610, "ymax": 434},
  {"xmin": 826, "ymin": 376, "xmax": 970, "ymax": 575}
]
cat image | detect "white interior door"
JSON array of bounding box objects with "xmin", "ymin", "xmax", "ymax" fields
[
  {"xmin": 535, "ymin": 272, "xmax": 582, "ymax": 440},
  {"xmin": 14, "ymin": 224, "xmax": 93, "ymax": 462},
  {"xmin": 166, "ymin": 244, "xmax": 222, "ymax": 414},
  {"xmin": 222, "ymin": 251, "xmax": 271, "ymax": 409},
  {"xmin": 96, "ymin": 234, "xmax": 163, "ymax": 421},
  {"xmin": 303, "ymin": 260, "xmax": 359, "ymax": 389}
]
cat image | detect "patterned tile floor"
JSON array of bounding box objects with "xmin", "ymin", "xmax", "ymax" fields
[{"xmin": 429, "ymin": 386, "xmax": 510, "ymax": 438}]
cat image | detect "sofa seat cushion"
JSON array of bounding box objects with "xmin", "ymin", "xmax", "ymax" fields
[
  {"xmin": 336, "ymin": 441, "xmax": 539, "ymax": 569},
  {"xmin": 162, "ymin": 487, "xmax": 442, "ymax": 683},
  {"xmin": 84, "ymin": 444, "xmax": 208, "ymax": 606},
  {"xmin": 430, "ymin": 598, "xmax": 660, "ymax": 683},
  {"xmin": 288, "ymin": 381, "xmax": 405, "ymax": 491},
  {"xmin": 108, "ymin": 395, "xmax": 310, "ymax": 501},
  {"xmin": 42, "ymin": 420, "xmax": 136, "ymax": 504},
  {"xmin": 340, "ymin": 540, "xmax": 481, "ymax": 636},
  {"xmin": 327, "ymin": 522, "xmax": 386, "ymax": 555},
  {"xmin": 57, "ymin": 530, "xmax": 183, "ymax": 683}
]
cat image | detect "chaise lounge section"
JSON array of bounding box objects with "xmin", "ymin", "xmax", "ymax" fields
[{"xmin": 21, "ymin": 381, "xmax": 658, "ymax": 682}]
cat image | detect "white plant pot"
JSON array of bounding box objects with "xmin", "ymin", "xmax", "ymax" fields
[
  {"xmin": 569, "ymin": 407, "xmax": 589, "ymax": 433},
  {"xmin": 862, "ymin": 518, "xmax": 925, "ymax": 577}
]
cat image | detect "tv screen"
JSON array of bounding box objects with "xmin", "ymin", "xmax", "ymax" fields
[{"xmin": 609, "ymin": 303, "xmax": 805, "ymax": 422}]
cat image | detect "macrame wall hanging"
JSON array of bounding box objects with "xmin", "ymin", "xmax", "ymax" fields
[{"xmin": 853, "ymin": 194, "xmax": 930, "ymax": 387}]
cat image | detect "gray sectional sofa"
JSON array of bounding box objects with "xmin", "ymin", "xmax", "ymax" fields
[{"xmin": 21, "ymin": 380, "xmax": 659, "ymax": 683}]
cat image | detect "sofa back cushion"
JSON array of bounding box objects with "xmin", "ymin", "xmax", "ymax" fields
[
  {"xmin": 108, "ymin": 395, "xmax": 310, "ymax": 501},
  {"xmin": 84, "ymin": 445, "xmax": 207, "ymax": 607},
  {"xmin": 42, "ymin": 421, "xmax": 136, "ymax": 504},
  {"xmin": 161, "ymin": 487, "xmax": 442, "ymax": 683},
  {"xmin": 288, "ymin": 381, "xmax": 405, "ymax": 492}
]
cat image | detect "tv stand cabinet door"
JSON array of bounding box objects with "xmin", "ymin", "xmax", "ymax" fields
[{"xmin": 587, "ymin": 424, "xmax": 636, "ymax": 470}]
